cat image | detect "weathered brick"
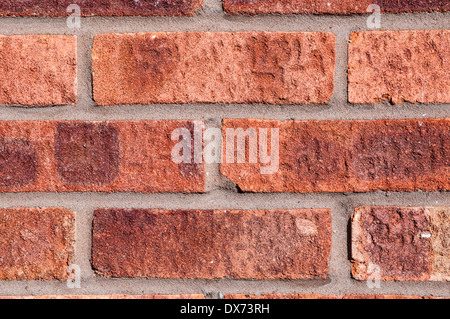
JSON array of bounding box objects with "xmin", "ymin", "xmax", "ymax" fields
[
  {"xmin": 352, "ymin": 207, "xmax": 450, "ymax": 281},
  {"xmin": 92, "ymin": 32, "xmax": 335, "ymax": 105},
  {"xmin": 223, "ymin": 0, "xmax": 450, "ymax": 15},
  {"xmin": 92, "ymin": 209, "xmax": 331, "ymax": 279},
  {"xmin": 0, "ymin": 35, "xmax": 77, "ymax": 106},
  {"xmin": 0, "ymin": 121, "xmax": 204, "ymax": 193},
  {"xmin": 1, "ymin": 294, "xmax": 204, "ymax": 299},
  {"xmin": 225, "ymin": 294, "xmax": 437, "ymax": 299},
  {"xmin": 0, "ymin": 208, "xmax": 75, "ymax": 281},
  {"xmin": 0, "ymin": 0, "xmax": 203, "ymax": 16},
  {"xmin": 220, "ymin": 118, "xmax": 450, "ymax": 193},
  {"xmin": 349, "ymin": 30, "xmax": 450, "ymax": 104}
]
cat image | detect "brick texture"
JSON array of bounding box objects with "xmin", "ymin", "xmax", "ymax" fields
[
  {"xmin": 0, "ymin": 0, "xmax": 204, "ymax": 17},
  {"xmin": 0, "ymin": 121, "xmax": 204, "ymax": 193},
  {"xmin": 0, "ymin": 35, "xmax": 77, "ymax": 106},
  {"xmin": 92, "ymin": 209, "xmax": 332, "ymax": 279},
  {"xmin": 221, "ymin": 118, "xmax": 450, "ymax": 193},
  {"xmin": 1, "ymin": 294, "xmax": 204, "ymax": 299},
  {"xmin": 225, "ymin": 294, "xmax": 437, "ymax": 299},
  {"xmin": 0, "ymin": 208, "xmax": 75, "ymax": 281},
  {"xmin": 349, "ymin": 30, "xmax": 450, "ymax": 104},
  {"xmin": 224, "ymin": 0, "xmax": 450, "ymax": 15},
  {"xmin": 92, "ymin": 32, "xmax": 336, "ymax": 105},
  {"xmin": 352, "ymin": 207, "xmax": 450, "ymax": 281}
]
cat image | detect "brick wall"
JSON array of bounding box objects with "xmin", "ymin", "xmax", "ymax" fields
[{"xmin": 0, "ymin": 0, "xmax": 448, "ymax": 299}]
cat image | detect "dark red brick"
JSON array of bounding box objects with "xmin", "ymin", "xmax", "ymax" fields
[
  {"xmin": 0, "ymin": 208, "xmax": 75, "ymax": 281},
  {"xmin": 352, "ymin": 207, "xmax": 450, "ymax": 281},
  {"xmin": 225, "ymin": 294, "xmax": 435, "ymax": 299},
  {"xmin": 223, "ymin": 0, "xmax": 450, "ymax": 15},
  {"xmin": 92, "ymin": 32, "xmax": 336, "ymax": 105},
  {"xmin": 92, "ymin": 209, "xmax": 332, "ymax": 279},
  {"xmin": 220, "ymin": 118, "xmax": 450, "ymax": 193},
  {"xmin": 0, "ymin": 0, "xmax": 204, "ymax": 16},
  {"xmin": 0, "ymin": 121, "xmax": 205, "ymax": 193},
  {"xmin": 1, "ymin": 294, "xmax": 205, "ymax": 299}
]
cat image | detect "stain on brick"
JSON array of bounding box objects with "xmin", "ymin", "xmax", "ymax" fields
[
  {"xmin": 352, "ymin": 207, "xmax": 432, "ymax": 281},
  {"xmin": 0, "ymin": 138, "xmax": 37, "ymax": 188},
  {"xmin": 349, "ymin": 30, "xmax": 450, "ymax": 104},
  {"xmin": 352, "ymin": 207, "xmax": 450, "ymax": 282},
  {"xmin": 92, "ymin": 32, "xmax": 335, "ymax": 105},
  {"xmin": 92, "ymin": 209, "xmax": 331, "ymax": 279},
  {"xmin": 55, "ymin": 123, "xmax": 120, "ymax": 186},
  {"xmin": 0, "ymin": 0, "xmax": 204, "ymax": 16},
  {"xmin": 0, "ymin": 208, "xmax": 75, "ymax": 281},
  {"xmin": 0, "ymin": 121, "xmax": 204, "ymax": 193}
]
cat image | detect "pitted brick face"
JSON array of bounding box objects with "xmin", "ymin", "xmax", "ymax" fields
[
  {"xmin": 351, "ymin": 121, "xmax": 450, "ymax": 182},
  {"xmin": 352, "ymin": 207, "xmax": 450, "ymax": 282},
  {"xmin": 55, "ymin": 123, "xmax": 120, "ymax": 187},
  {"xmin": 0, "ymin": 208, "xmax": 75, "ymax": 281},
  {"xmin": 223, "ymin": 0, "xmax": 450, "ymax": 14},
  {"xmin": 0, "ymin": 138, "xmax": 37, "ymax": 188},
  {"xmin": 92, "ymin": 32, "xmax": 336, "ymax": 105},
  {"xmin": 92, "ymin": 209, "xmax": 332, "ymax": 279},
  {"xmin": 0, "ymin": 0, "xmax": 204, "ymax": 16},
  {"xmin": 355, "ymin": 207, "xmax": 432, "ymax": 281}
]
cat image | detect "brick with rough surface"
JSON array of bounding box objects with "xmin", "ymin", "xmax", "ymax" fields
[
  {"xmin": 0, "ymin": 35, "xmax": 77, "ymax": 106},
  {"xmin": 1, "ymin": 294, "xmax": 204, "ymax": 299},
  {"xmin": 92, "ymin": 32, "xmax": 335, "ymax": 105},
  {"xmin": 0, "ymin": 121, "xmax": 204, "ymax": 193},
  {"xmin": 225, "ymin": 294, "xmax": 436, "ymax": 299},
  {"xmin": 224, "ymin": 0, "xmax": 450, "ymax": 15},
  {"xmin": 349, "ymin": 30, "xmax": 450, "ymax": 104},
  {"xmin": 92, "ymin": 209, "xmax": 332, "ymax": 279},
  {"xmin": 0, "ymin": 0, "xmax": 203, "ymax": 16},
  {"xmin": 220, "ymin": 118, "xmax": 450, "ymax": 193},
  {"xmin": 0, "ymin": 208, "xmax": 75, "ymax": 281},
  {"xmin": 352, "ymin": 207, "xmax": 450, "ymax": 281}
]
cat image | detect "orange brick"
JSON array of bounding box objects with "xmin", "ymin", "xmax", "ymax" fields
[
  {"xmin": 349, "ymin": 30, "xmax": 450, "ymax": 104},
  {"xmin": 0, "ymin": 35, "xmax": 77, "ymax": 106},
  {"xmin": 0, "ymin": 208, "xmax": 75, "ymax": 281},
  {"xmin": 220, "ymin": 118, "xmax": 450, "ymax": 193},
  {"xmin": 0, "ymin": 121, "xmax": 205, "ymax": 193},
  {"xmin": 92, "ymin": 32, "xmax": 335, "ymax": 105}
]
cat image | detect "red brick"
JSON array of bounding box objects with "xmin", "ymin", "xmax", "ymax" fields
[
  {"xmin": 224, "ymin": 0, "xmax": 450, "ymax": 15},
  {"xmin": 349, "ymin": 30, "xmax": 450, "ymax": 104},
  {"xmin": 0, "ymin": 208, "xmax": 75, "ymax": 281},
  {"xmin": 225, "ymin": 294, "xmax": 437, "ymax": 299},
  {"xmin": 1, "ymin": 294, "xmax": 204, "ymax": 299},
  {"xmin": 0, "ymin": 35, "xmax": 77, "ymax": 106},
  {"xmin": 92, "ymin": 32, "xmax": 335, "ymax": 105},
  {"xmin": 352, "ymin": 207, "xmax": 450, "ymax": 281},
  {"xmin": 0, "ymin": 0, "xmax": 203, "ymax": 16},
  {"xmin": 92, "ymin": 209, "xmax": 331, "ymax": 279},
  {"xmin": 220, "ymin": 118, "xmax": 450, "ymax": 193},
  {"xmin": 0, "ymin": 121, "xmax": 204, "ymax": 193}
]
